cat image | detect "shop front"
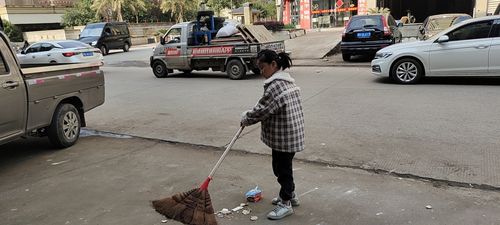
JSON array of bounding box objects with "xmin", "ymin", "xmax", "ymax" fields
[{"xmin": 281, "ymin": 0, "xmax": 360, "ymax": 29}]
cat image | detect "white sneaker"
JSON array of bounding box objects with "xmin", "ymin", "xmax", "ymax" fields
[
  {"xmin": 271, "ymin": 194, "xmax": 300, "ymax": 206},
  {"xmin": 267, "ymin": 202, "xmax": 294, "ymax": 220}
]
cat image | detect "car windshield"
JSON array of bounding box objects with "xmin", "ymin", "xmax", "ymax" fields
[
  {"xmin": 58, "ymin": 41, "xmax": 89, "ymax": 48},
  {"xmin": 427, "ymin": 17, "xmax": 457, "ymax": 31},
  {"xmin": 348, "ymin": 16, "xmax": 382, "ymax": 30},
  {"xmin": 80, "ymin": 24, "xmax": 104, "ymax": 37}
]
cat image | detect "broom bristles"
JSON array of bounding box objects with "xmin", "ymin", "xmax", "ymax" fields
[{"xmin": 152, "ymin": 188, "xmax": 217, "ymax": 225}]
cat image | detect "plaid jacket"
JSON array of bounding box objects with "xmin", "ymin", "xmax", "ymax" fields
[{"xmin": 241, "ymin": 72, "xmax": 305, "ymax": 153}]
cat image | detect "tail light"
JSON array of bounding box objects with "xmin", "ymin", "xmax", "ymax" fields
[
  {"xmin": 381, "ymin": 16, "xmax": 391, "ymax": 36},
  {"xmin": 62, "ymin": 52, "xmax": 77, "ymax": 57}
]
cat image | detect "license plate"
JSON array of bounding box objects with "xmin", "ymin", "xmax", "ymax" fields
[
  {"xmin": 357, "ymin": 32, "xmax": 371, "ymax": 38},
  {"xmin": 83, "ymin": 52, "xmax": 93, "ymax": 57}
]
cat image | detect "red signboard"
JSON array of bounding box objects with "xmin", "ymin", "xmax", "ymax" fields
[
  {"xmin": 283, "ymin": 0, "xmax": 291, "ymax": 25},
  {"xmin": 336, "ymin": 0, "xmax": 344, "ymax": 8},
  {"xmin": 312, "ymin": 7, "xmax": 358, "ymax": 14},
  {"xmin": 299, "ymin": 0, "xmax": 311, "ymax": 29},
  {"xmin": 192, "ymin": 46, "xmax": 233, "ymax": 56}
]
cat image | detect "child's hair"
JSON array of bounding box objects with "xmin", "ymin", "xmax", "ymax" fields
[{"xmin": 256, "ymin": 49, "xmax": 292, "ymax": 70}]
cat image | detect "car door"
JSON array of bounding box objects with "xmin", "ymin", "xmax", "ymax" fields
[
  {"xmin": 429, "ymin": 20, "xmax": 494, "ymax": 76},
  {"xmin": 39, "ymin": 43, "xmax": 55, "ymax": 63},
  {"xmin": 0, "ymin": 37, "xmax": 27, "ymax": 140},
  {"xmin": 21, "ymin": 43, "xmax": 41, "ymax": 64},
  {"xmin": 488, "ymin": 20, "xmax": 500, "ymax": 74},
  {"xmin": 103, "ymin": 26, "xmax": 116, "ymax": 49},
  {"xmin": 162, "ymin": 27, "xmax": 186, "ymax": 69}
]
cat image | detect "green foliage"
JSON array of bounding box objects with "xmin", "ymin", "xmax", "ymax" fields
[
  {"xmin": 92, "ymin": 0, "xmax": 147, "ymax": 22},
  {"xmin": 283, "ymin": 24, "xmax": 296, "ymax": 30},
  {"xmin": 251, "ymin": 0, "xmax": 276, "ymax": 19},
  {"xmin": 62, "ymin": 0, "xmax": 99, "ymax": 27},
  {"xmin": 207, "ymin": 0, "xmax": 230, "ymax": 16},
  {"xmin": 2, "ymin": 20, "xmax": 23, "ymax": 42},
  {"xmin": 160, "ymin": 0, "xmax": 199, "ymax": 23}
]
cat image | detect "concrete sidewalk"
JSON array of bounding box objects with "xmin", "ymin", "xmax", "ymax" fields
[{"xmin": 1, "ymin": 135, "xmax": 499, "ymax": 225}]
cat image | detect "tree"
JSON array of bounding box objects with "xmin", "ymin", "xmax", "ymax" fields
[
  {"xmin": 92, "ymin": 0, "xmax": 147, "ymax": 22},
  {"xmin": 251, "ymin": 0, "xmax": 276, "ymax": 19},
  {"xmin": 368, "ymin": 7, "xmax": 390, "ymax": 14},
  {"xmin": 61, "ymin": 0, "xmax": 99, "ymax": 27},
  {"xmin": 2, "ymin": 20, "xmax": 23, "ymax": 42},
  {"xmin": 160, "ymin": 0, "xmax": 199, "ymax": 23},
  {"xmin": 206, "ymin": 0, "xmax": 230, "ymax": 16}
]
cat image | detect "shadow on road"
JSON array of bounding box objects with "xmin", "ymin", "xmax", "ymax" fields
[
  {"xmin": 0, "ymin": 138, "xmax": 54, "ymax": 170},
  {"xmin": 373, "ymin": 77, "xmax": 500, "ymax": 86},
  {"xmin": 167, "ymin": 72, "xmax": 262, "ymax": 80}
]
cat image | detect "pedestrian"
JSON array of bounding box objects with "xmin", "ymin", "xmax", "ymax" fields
[{"xmin": 241, "ymin": 49, "xmax": 305, "ymax": 220}]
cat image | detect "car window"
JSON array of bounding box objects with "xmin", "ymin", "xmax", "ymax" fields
[
  {"xmin": 57, "ymin": 41, "xmax": 89, "ymax": 48},
  {"xmin": 388, "ymin": 15, "xmax": 396, "ymax": 26},
  {"xmin": 80, "ymin": 24, "xmax": 104, "ymax": 37},
  {"xmin": 491, "ymin": 20, "xmax": 500, "ymax": 37},
  {"xmin": 165, "ymin": 28, "xmax": 182, "ymax": 43},
  {"xmin": 0, "ymin": 52, "xmax": 9, "ymax": 75},
  {"xmin": 348, "ymin": 16, "xmax": 382, "ymax": 30},
  {"xmin": 26, "ymin": 43, "xmax": 41, "ymax": 53},
  {"xmin": 452, "ymin": 16, "xmax": 471, "ymax": 25},
  {"xmin": 119, "ymin": 25, "xmax": 128, "ymax": 35},
  {"xmin": 112, "ymin": 26, "xmax": 121, "ymax": 35},
  {"xmin": 40, "ymin": 43, "xmax": 54, "ymax": 52},
  {"xmin": 447, "ymin": 20, "xmax": 493, "ymax": 41}
]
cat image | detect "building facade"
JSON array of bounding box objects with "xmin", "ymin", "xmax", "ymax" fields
[
  {"xmin": 278, "ymin": 0, "xmax": 498, "ymax": 29},
  {"xmin": 0, "ymin": 0, "xmax": 76, "ymax": 31}
]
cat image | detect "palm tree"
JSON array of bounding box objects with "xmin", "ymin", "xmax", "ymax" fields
[
  {"xmin": 92, "ymin": 0, "xmax": 146, "ymax": 22},
  {"xmin": 160, "ymin": 0, "xmax": 199, "ymax": 23}
]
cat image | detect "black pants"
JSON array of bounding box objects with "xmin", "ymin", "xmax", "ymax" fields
[{"xmin": 272, "ymin": 150, "xmax": 296, "ymax": 201}]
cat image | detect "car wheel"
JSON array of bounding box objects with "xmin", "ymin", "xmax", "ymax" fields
[
  {"xmin": 100, "ymin": 45, "xmax": 108, "ymax": 56},
  {"xmin": 391, "ymin": 58, "xmax": 423, "ymax": 84},
  {"xmin": 226, "ymin": 59, "xmax": 246, "ymax": 80},
  {"xmin": 152, "ymin": 60, "xmax": 168, "ymax": 78},
  {"xmin": 342, "ymin": 53, "xmax": 351, "ymax": 62},
  {"xmin": 48, "ymin": 104, "xmax": 81, "ymax": 148},
  {"xmin": 123, "ymin": 43, "xmax": 130, "ymax": 52}
]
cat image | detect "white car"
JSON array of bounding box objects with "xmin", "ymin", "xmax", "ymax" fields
[
  {"xmin": 372, "ymin": 15, "xmax": 500, "ymax": 84},
  {"xmin": 17, "ymin": 40, "xmax": 103, "ymax": 66}
]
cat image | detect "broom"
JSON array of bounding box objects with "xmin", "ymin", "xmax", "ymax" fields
[{"xmin": 152, "ymin": 126, "xmax": 245, "ymax": 225}]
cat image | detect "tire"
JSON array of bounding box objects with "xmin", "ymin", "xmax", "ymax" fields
[
  {"xmin": 251, "ymin": 68, "xmax": 260, "ymax": 75},
  {"xmin": 123, "ymin": 42, "xmax": 130, "ymax": 52},
  {"xmin": 152, "ymin": 60, "xmax": 168, "ymax": 78},
  {"xmin": 391, "ymin": 58, "xmax": 424, "ymax": 84},
  {"xmin": 100, "ymin": 45, "xmax": 108, "ymax": 56},
  {"xmin": 342, "ymin": 53, "xmax": 351, "ymax": 62},
  {"xmin": 48, "ymin": 104, "xmax": 81, "ymax": 148},
  {"xmin": 226, "ymin": 59, "xmax": 246, "ymax": 80}
]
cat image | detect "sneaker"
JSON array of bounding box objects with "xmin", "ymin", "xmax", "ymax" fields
[
  {"xmin": 271, "ymin": 195, "xmax": 300, "ymax": 207},
  {"xmin": 267, "ymin": 202, "xmax": 294, "ymax": 220}
]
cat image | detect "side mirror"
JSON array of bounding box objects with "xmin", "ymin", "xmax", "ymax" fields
[
  {"xmin": 21, "ymin": 50, "xmax": 26, "ymax": 54},
  {"xmin": 437, "ymin": 35, "xmax": 449, "ymax": 43},
  {"xmin": 396, "ymin": 21, "xmax": 403, "ymax": 27},
  {"xmin": 160, "ymin": 36, "xmax": 165, "ymax": 45}
]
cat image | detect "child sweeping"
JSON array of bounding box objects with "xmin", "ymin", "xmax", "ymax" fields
[{"xmin": 241, "ymin": 49, "xmax": 305, "ymax": 220}]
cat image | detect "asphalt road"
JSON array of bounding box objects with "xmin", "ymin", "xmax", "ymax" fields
[{"xmin": 85, "ymin": 47, "xmax": 500, "ymax": 190}]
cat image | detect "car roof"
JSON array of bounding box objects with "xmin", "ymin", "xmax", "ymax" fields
[
  {"xmin": 428, "ymin": 13, "xmax": 471, "ymax": 19},
  {"xmin": 457, "ymin": 15, "xmax": 500, "ymax": 24},
  {"xmin": 32, "ymin": 40, "xmax": 83, "ymax": 44}
]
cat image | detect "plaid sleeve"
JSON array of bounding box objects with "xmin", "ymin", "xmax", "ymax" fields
[{"xmin": 241, "ymin": 86, "xmax": 283, "ymax": 126}]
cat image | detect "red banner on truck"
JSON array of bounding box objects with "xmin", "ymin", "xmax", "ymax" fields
[{"xmin": 192, "ymin": 46, "xmax": 234, "ymax": 56}]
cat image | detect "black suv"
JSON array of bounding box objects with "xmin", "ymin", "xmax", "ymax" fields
[
  {"xmin": 340, "ymin": 14, "xmax": 402, "ymax": 61},
  {"xmin": 78, "ymin": 22, "xmax": 131, "ymax": 56}
]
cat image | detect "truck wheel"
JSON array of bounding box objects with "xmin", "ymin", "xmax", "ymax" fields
[
  {"xmin": 152, "ymin": 61, "xmax": 168, "ymax": 78},
  {"xmin": 48, "ymin": 104, "xmax": 81, "ymax": 148},
  {"xmin": 100, "ymin": 45, "xmax": 108, "ymax": 56},
  {"xmin": 342, "ymin": 53, "xmax": 351, "ymax": 61},
  {"xmin": 252, "ymin": 68, "xmax": 260, "ymax": 75},
  {"xmin": 123, "ymin": 42, "xmax": 130, "ymax": 52},
  {"xmin": 226, "ymin": 59, "xmax": 246, "ymax": 80}
]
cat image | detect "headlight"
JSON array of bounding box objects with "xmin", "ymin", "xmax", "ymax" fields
[
  {"xmin": 91, "ymin": 41, "xmax": 97, "ymax": 46},
  {"xmin": 374, "ymin": 52, "xmax": 393, "ymax": 59}
]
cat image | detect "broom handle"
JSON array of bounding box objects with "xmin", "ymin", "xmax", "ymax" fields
[{"xmin": 208, "ymin": 126, "xmax": 244, "ymax": 178}]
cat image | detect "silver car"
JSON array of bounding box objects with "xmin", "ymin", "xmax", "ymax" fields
[
  {"xmin": 17, "ymin": 40, "xmax": 103, "ymax": 66},
  {"xmin": 372, "ymin": 15, "xmax": 500, "ymax": 84}
]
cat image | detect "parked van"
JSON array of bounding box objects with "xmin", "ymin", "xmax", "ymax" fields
[{"xmin": 78, "ymin": 22, "xmax": 131, "ymax": 56}]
